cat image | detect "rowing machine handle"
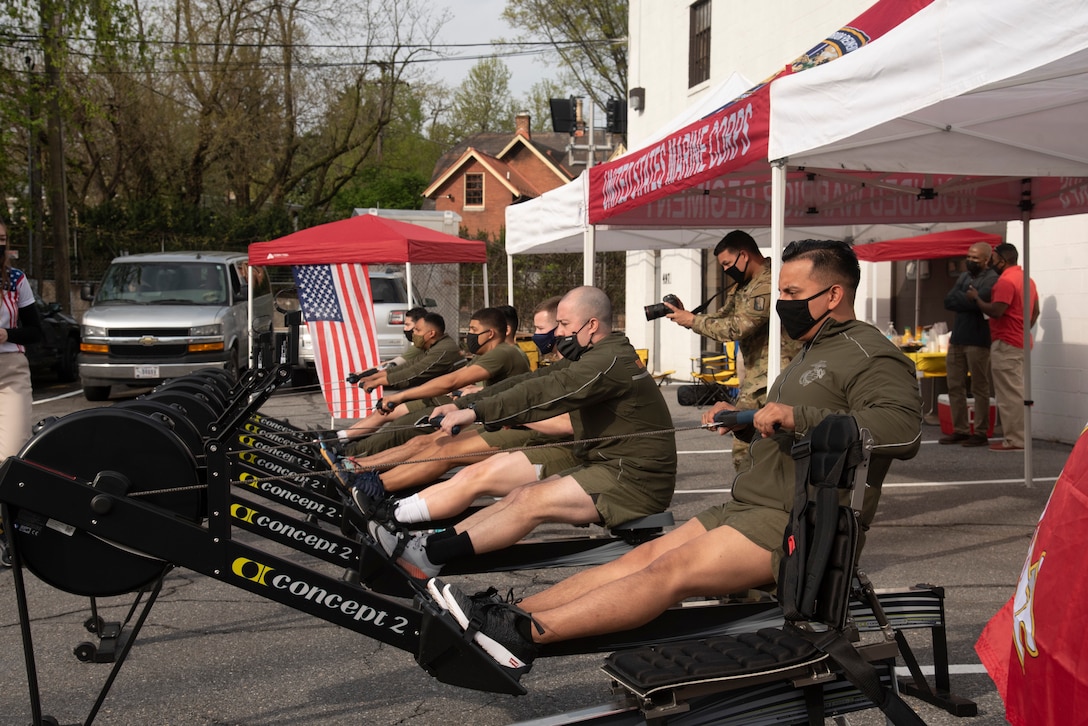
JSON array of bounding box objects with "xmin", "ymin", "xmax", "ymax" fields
[
  {"xmin": 346, "ymin": 366, "xmax": 379, "ymax": 384},
  {"xmin": 713, "ymin": 409, "xmax": 756, "ymax": 428},
  {"xmin": 427, "ymin": 414, "xmax": 461, "ymax": 436}
]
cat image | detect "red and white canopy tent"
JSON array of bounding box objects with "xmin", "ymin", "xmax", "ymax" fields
[
  {"xmin": 854, "ymin": 228, "xmax": 1003, "ymax": 332},
  {"xmin": 248, "ymin": 211, "xmax": 487, "ymax": 419},
  {"xmin": 582, "ymin": 0, "xmax": 1088, "ymax": 487}
]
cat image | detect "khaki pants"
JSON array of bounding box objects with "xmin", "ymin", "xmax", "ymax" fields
[
  {"xmin": 990, "ymin": 339, "xmax": 1026, "ymax": 447},
  {"xmin": 945, "ymin": 343, "xmax": 992, "ymax": 436},
  {"xmin": 0, "ymin": 353, "xmax": 33, "ymax": 462}
]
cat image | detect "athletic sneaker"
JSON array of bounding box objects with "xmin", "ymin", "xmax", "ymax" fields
[
  {"xmin": 367, "ymin": 521, "xmax": 441, "ymax": 580},
  {"xmin": 318, "ymin": 443, "xmax": 353, "ymax": 492},
  {"xmin": 350, "ymin": 470, "xmax": 387, "ymax": 515},
  {"xmin": 0, "ymin": 539, "xmax": 11, "ymax": 568},
  {"xmin": 440, "ymin": 581, "xmax": 540, "ymax": 676}
]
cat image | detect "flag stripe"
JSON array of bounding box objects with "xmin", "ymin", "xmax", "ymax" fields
[{"xmin": 292, "ymin": 263, "xmax": 380, "ymax": 419}]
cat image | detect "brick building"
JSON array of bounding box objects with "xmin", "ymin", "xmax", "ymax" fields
[{"xmin": 423, "ymin": 113, "xmax": 595, "ymax": 241}]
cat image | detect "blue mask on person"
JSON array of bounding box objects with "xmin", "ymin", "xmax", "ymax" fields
[{"xmin": 532, "ymin": 326, "xmax": 558, "ymax": 355}]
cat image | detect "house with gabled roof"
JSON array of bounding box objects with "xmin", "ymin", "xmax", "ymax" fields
[{"xmin": 423, "ymin": 113, "xmax": 604, "ymax": 241}]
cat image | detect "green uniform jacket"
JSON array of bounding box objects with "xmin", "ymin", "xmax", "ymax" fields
[
  {"xmin": 691, "ymin": 264, "xmax": 802, "ymax": 408},
  {"xmin": 457, "ymin": 333, "xmax": 678, "ymax": 481},
  {"xmin": 384, "ymin": 334, "xmax": 461, "ymax": 388},
  {"xmin": 734, "ymin": 319, "xmax": 922, "ymax": 532}
]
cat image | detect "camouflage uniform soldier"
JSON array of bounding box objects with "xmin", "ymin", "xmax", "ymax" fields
[{"xmin": 667, "ymin": 230, "xmax": 801, "ymax": 470}]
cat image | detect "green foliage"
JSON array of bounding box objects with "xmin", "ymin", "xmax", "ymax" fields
[
  {"xmin": 446, "ymin": 57, "xmax": 515, "ymax": 139},
  {"xmin": 502, "ymin": 0, "xmax": 628, "ymax": 109},
  {"xmin": 331, "ymin": 167, "xmax": 429, "ymax": 213}
]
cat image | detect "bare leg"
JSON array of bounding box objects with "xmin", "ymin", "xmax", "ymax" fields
[
  {"xmin": 380, "ymin": 431, "xmax": 498, "ymax": 492},
  {"xmin": 529, "ymin": 525, "xmax": 774, "ymax": 643},
  {"xmin": 415, "ymin": 451, "xmax": 538, "ymax": 521},
  {"xmin": 457, "ymin": 476, "xmax": 600, "ymax": 555},
  {"xmin": 519, "ymin": 518, "xmax": 708, "ymax": 612},
  {"xmin": 348, "ymin": 429, "xmax": 439, "ymax": 468}
]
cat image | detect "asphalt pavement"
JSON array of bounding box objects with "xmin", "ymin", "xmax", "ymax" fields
[{"xmin": 1, "ymin": 379, "xmax": 1073, "ymax": 725}]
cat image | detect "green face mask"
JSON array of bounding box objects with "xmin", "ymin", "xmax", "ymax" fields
[{"xmin": 412, "ymin": 333, "xmax": 426, "ymax": 349}]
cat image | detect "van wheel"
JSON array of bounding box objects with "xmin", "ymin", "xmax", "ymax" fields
[
  {"xmin": 83, "ymin": 385, "xmax": 111, "ymax": 402},
  {"xmin": 227, "ymin": 347, "xmax": 241, "ymax": 380}
]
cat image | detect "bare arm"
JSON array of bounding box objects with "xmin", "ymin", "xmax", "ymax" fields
[{"xmin": 384, "ymin": 364, "xmax": 489, "ymax": 407}]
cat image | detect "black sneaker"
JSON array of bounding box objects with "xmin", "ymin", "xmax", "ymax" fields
[
  {"xmin": 350, "ymin": 470, "xmax": 387, "ymax": 515},
  {"xmin": 441, "ymin": 581, "xmax": 539, "ymax": 676},
  {"xmin": 0, "ymin": 540, "xmax": 10, "ymax": 568}
]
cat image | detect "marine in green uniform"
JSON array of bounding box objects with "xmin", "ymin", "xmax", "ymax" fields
[
  {"xmin": 343, "ymin": 308, "xmax": 529, "ymax": 455},
  {"xmin": 667, "ymin": 230, "xmax": 801, "ymax": 470}
]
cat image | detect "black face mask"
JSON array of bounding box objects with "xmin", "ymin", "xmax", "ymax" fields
[
  {"xmin": 555, "ymin": 320, "xmax": 592, "ymax": 361},
  {"xmin": 776, "ymin": 286, "xmax": 833, "ymax": 340},
  {"xmin": 723, "ymin": 253, "xmax": 747, "ymax": 286},
  {"xmin": 965, "ymin": 261, "xmax": 983, "ymax": 276},
  {"xmin": 403, "ymin": 328, "xmax": 414, "ymax": 342},
  {"xmin": 465, "ymin": 330, "xmax": 489, "ymax": 355},
  {"xmin": 532, "ymin": 326, "xmax": 557, "ymax": 355}
]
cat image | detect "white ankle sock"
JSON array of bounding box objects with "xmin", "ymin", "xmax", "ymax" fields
[{"xmin": 394, "ymin": 495, "xmax": 431, "ymax": 524}]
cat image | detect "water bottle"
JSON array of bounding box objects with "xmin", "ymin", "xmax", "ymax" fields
[{"xmin": 884, "ymin": 322, "xmax": 897, "ymax": 341}]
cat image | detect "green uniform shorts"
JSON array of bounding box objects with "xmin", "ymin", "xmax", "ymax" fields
[{"xmin": 522, "ymin": 446, "xmax": 672, "ymax": 529}]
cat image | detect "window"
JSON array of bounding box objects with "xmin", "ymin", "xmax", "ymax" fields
[
  {"xmin": 689, "ymin": 0, "xmax": 712, "ymax": 88},
  {"xmin": 465, "ymin": 173, "xmax": 484, "ymax": 207}
]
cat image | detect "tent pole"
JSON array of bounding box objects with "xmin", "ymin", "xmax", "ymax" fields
[
  {"xmin": 482, "ymin": 262, "xmax": 490, "ymax": 308},
  {"xmin": 583, "ymin": 225, "xmax": 596, "ymax": 286},
  {"xmin": 506, "ymin": 255, "xmax": 514, "ymax": 307},
  {"xmin": 1022, "ymin": 209, "xmax": 1033, "ymax": 488},
  {"xmin": 247, "ymin": 264, "xmax": 255, "ymax": 370},
  {"xmin": 405, "ymin": 263, "xmax": 414, "ymax": 308},
  {"xmin": 769, "ymin": 159, "xmax": 787, "ymax": 383},
  {"xmin": 914, "ymin": 259, "xmax": 922, "ymax": 334}
]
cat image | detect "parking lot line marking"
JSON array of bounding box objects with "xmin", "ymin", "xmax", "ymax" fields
[
  {"xmin": 32, "ymin": 389, "xmax": 85, "ymax": 405},
  {"xmin": 673, "ymin": 477, "xmax": 1058, "ymax": 495},
  {"xmin": 895, "ymin": 664, "xmax": 990, "ymax": 676}
]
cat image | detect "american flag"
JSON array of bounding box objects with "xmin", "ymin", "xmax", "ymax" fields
[{"xmin": 292, "ymin": 263, "xmax": 380, "ymax": 419}]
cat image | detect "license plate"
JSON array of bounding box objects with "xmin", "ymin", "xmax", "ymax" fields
[{"xmin": 135, "ymin": 365, "xmax": 160, "ymax": 379}]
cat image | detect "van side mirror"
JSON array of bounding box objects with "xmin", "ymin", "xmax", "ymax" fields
[
  {"xmin": 423, "ymin": 297, "xmax": 437, "ymax": 308},
  {"xmin": 80, "ymin": 282, "xmax": 96, "ymax": 301}
]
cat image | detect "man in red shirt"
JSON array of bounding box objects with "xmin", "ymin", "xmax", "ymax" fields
[{"xmin": 968, "ymin": 243, "xmax": 1039, "ymax": 451}]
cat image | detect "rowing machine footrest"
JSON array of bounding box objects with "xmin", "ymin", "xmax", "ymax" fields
[
  {"xmin": 611, "ymin": 512, "xmax": 674, "ymax": 532},
  {"xmin": 603, "ymin": 628, "xmax": 826, "ymax": 696},
  {"xmin": 611, "ymin": 511, "xmax": 674, "ymax": 544},
  {"xmin": 416, "ymin": 607, "xmax": 528, "ymax": 696}
]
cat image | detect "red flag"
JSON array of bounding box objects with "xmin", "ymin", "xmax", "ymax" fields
[
  {"xmin": 292, "ymin": 263, "xmax": 380, "ymax": 419},
  {"xmin": 976, "ymin": 423, "xmax": 1088, "ymax": 724}
]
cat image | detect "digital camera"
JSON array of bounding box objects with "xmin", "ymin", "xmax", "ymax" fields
[{"xmin": 644, "ymin": 294, "xmax": 683, "ymax": 321}]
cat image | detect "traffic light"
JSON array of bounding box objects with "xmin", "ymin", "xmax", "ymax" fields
[{"xmin": 606, "ymin": 97, "xmax": 627, "ymax": 134}]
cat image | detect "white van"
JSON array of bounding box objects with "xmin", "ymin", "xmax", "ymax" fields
[{"xmin": 78, "ymin": 251, "xmax": 273, "ymax": 401}]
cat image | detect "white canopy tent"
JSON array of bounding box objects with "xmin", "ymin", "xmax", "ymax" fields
[
  {"xmin": 503, "ymin": 72, "xmax": 755, "ymax": 299},
  {"xmin": 766, "ymin": 0, "xmax": 1088, "ymax": 485},
  {"xmin": 577, "ymin": 0, "xmax": 1088, "ymax": 487}
]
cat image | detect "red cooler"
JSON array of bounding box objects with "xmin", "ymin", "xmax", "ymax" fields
[{"xmin": 937, "ymin": 394, "xmax": 997, "ymax": 437}]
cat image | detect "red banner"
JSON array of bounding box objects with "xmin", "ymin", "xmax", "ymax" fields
[
  {"xmin": 587, "ymin": 0, "xmax": 935, "ymax": 224},
  {"xmin": 976, "ymin": 423, "xmax": 1088, "ymax": 724}
]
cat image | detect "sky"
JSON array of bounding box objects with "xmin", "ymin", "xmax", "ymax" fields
[{"xmin": 427, "ymin": 0, "xmax": 555, "ymax": 99}]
